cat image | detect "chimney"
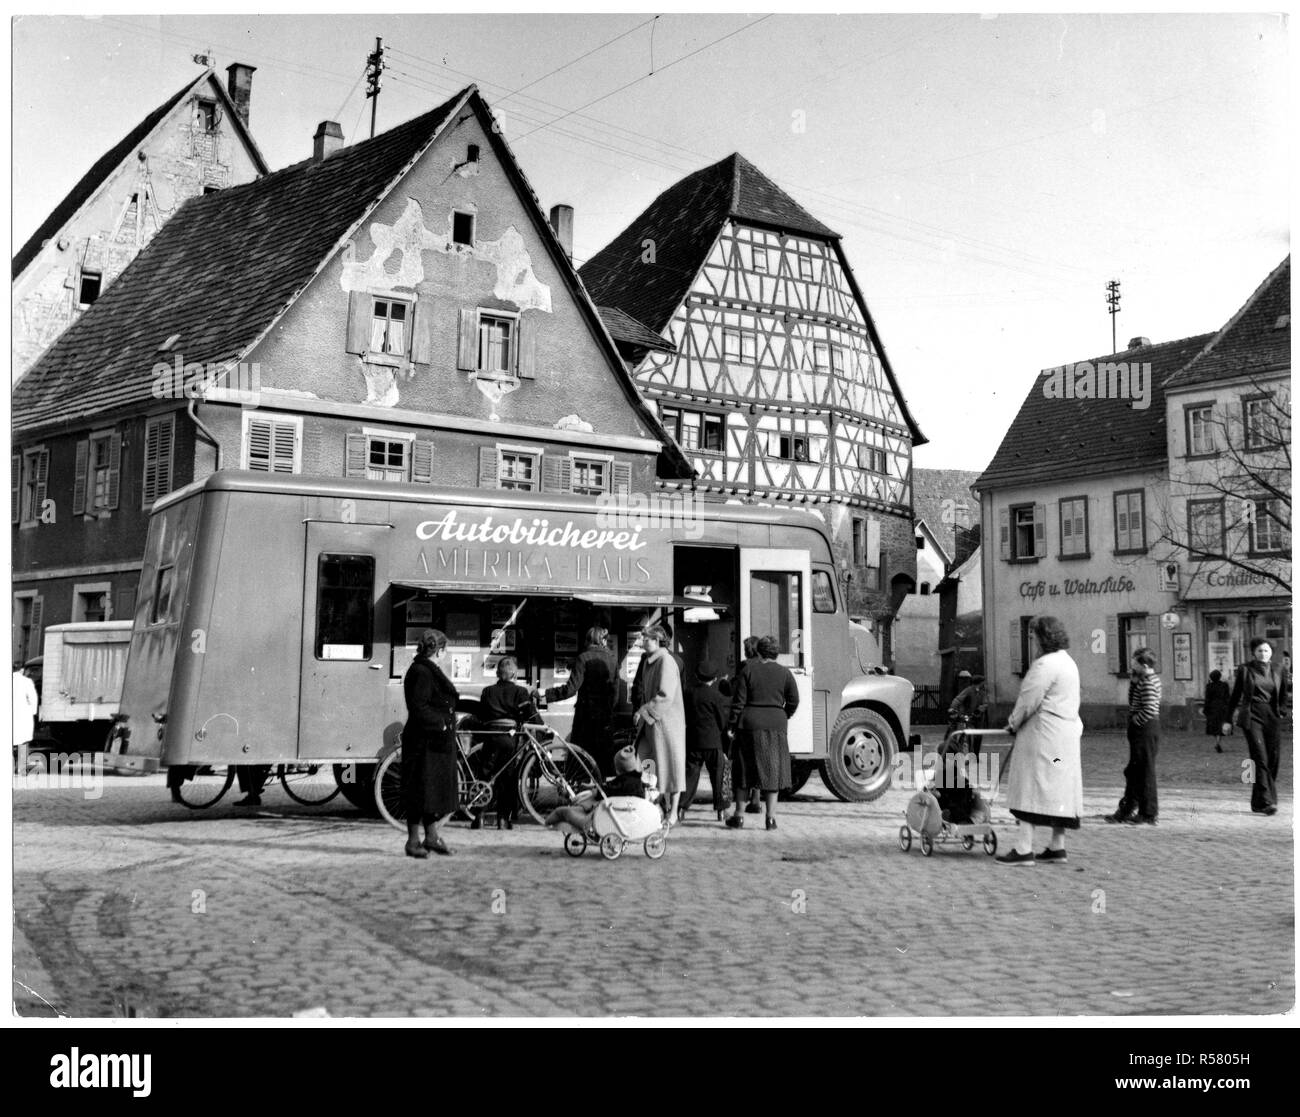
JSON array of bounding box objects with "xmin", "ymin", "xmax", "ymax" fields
[
  {"xmin": 225, "ymin": 62, "xmax": 256, "ymax": 127},
  {"xmin": 549, "ymin": 204, "xmax": 574, "ymax": 261},
  {"xmin": 1127, "ymin": 336, "xmax": 1150, "ymax": 350},
  {"xmin": 313, "ymin": 121, "xmax": 344, "ymax": 162}
]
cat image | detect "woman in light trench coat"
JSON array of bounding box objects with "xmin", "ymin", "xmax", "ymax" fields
[
  {"xmin": 634, "ymin": 624, "xmax": 687, "ymax": 825},
  {"xmin": 998, "ymin": 615, "xmax": 1084, "ymax": 866}
]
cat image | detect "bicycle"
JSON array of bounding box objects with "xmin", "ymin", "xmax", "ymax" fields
[
  {"xmin": 373, "ymin": 711, "xmax": 601, "ymax": 832},
  {"xmin": 168, "ymin": 762, "xmax": 341, "ymax": 809}
]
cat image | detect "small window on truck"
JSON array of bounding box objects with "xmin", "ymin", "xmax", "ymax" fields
[
  {"xmin": 812, "ymin": 570, "xmax": 837, "ymax": 613},
  {"xmin": 150, "ymin": 565, "xmax": 175, "ymax": 624},
  {"xmin": 316, "ymin": 554, "xmax": 375, "ymax": 660}
]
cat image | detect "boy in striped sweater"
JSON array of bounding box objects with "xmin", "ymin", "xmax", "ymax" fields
[{"xmin": 1107, "ymin": 647, "xmax": 1162, "ymax": 825}]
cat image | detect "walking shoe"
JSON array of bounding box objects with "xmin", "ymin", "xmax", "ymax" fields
[
  {"xmin": 404, "ymin": 841, "xmax": 429, "ymax": 859},
  {"xmin": 1036, "ymin": 848, "xmax": 1068, "ymax": 863},
  {"xmin": 995, "ymin": 850, "xmax": 1035, "ymax": 866},
  {"xmin": 745, "ymin": 803, "xmax": 761, "ymax": 814},
  {"xmin": 725, "ymin": 814, "xmax": 744, "ymax": 829},
  {"xmin": 765, "ymin": 817, "xmax": 778, "ymax": 831},
  {"xmin": 1105, "ymin": 811, "xmax": 1136, "ymax": 824},
  {"xmin": 1257, "ymin": 806, "xmax": 1278, "ymax": 816}
]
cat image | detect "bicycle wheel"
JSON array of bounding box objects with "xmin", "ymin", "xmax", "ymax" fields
[
  {"xmin": 516, "ymin": 742, "xmax": 601, "ymax": 827},
  {"xmin": 171, "ymin": 766, "xmax": 235, "ymax": 809},
  {"xmin": 375, "ymin": 750, "xmax": 406, "ymax": 832},
  {"xmin": 278, "ymin": 763, "xmax": 341, "ymax": 806}
]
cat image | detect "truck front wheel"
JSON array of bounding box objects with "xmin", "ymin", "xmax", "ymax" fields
[{"xmin": 821, "ymin": 708, "xmax": 896, "ymax": 802}]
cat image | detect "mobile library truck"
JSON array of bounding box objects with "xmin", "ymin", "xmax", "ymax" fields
[{"xmin": 108, "ymin": 471, "xmax": 914, "ymax": 812}]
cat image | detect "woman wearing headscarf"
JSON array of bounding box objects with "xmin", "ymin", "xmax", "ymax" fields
[
  {"xmin": 998, "ymin": 615, "xmax": 1083, "ymax": 866},
  {"xmin": 400, "ymin": 629, "xmax": 460, "ymax": 858},
  {"xmin": 1227, "ymin": 637, "xmax": 1289, "ymax": 816},
  {"xmin": 634, "ymin": 625, "xmax": 687, "ymax": 825},
  {"xmin": 543, "ymin": 626, "xmax": 618, "ymax": 775},
  {"xmin": 725, "ymin": 634, "xmax": 799, "ymax": 831}
]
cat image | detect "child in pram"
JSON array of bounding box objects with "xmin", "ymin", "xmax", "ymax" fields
[
  {"xmin": 934, "ymin": 725, "xmax": 990, "ymax": 825},
  {"xmin": 545, "ymin": 745, "xmax": 647, "ymax": 832}
]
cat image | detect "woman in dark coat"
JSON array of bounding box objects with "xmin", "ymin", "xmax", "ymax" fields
[
  {"xmin": 544, "ymin": 626, "xmax": 618, "ymax": 775},
  {"xmin": 401, "ymin": 629, "xmax": 460, "ymax": 857},
  {"xmin": 1227, "ymin": 638, "xmax": 1290, "ymax": 816},
  {"xmin": 725, "ymin": 634, "xmax": 799, "ymax": 831},
  {"xmin": 1203, "ymin": 669, "xmax": 1232, "ymax": 753}
]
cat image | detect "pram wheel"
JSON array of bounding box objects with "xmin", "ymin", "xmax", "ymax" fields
[
  {"xmin": 962, "ymin": 835, "xmax": 975, "ymax": 851},
  {"xmin": 983, "ymin": 831, "xmax": 998, "ymax": 856},
  {"xmin": 599, "ymin": 833, "xmax": 624, "ymax": 860},
  {"xmin": 898, "ymin": 826, "xmax": 911, "ymax": 852},
  {"xmin": 920, "ymin": 832, "xmax": 934, "ymax": 857},
  {"xmin": 564, "ymin": 831, "xmax": 588, "ymax": 858},
  {"xmin": 644, "ymin": 832, "xmax": 667, "ymax": 860}
]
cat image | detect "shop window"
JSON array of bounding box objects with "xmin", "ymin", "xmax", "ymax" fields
[
  {"xmin": 1113, "ymin": 490, "xmax": 1146, "ymax": 553},
  {"xmin": 1058, "ymin": 496, "xmax": 1088, "ymax": 557},
  {"xmin": 315, "ymin": 554, "xmax": 375, "ymax": 660}
]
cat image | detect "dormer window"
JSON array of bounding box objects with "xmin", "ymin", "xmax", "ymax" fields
[
  {"xmin": 77, "ymin": 270, "xmax": 102, "ymax": 308},
  {"xmin": 452, "ymin": 211, "xmax": 475, "ymax": 247}
]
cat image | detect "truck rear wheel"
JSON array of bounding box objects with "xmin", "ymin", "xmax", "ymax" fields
[{"xmin": 821, "ymin": 708, "xmax": 896, "ymax": 802}]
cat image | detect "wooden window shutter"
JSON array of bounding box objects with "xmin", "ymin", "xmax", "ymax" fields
[
  {"xmin": 246, "ymin": 418, "xmax": 272, "ymax": 471},
  {"xmin": 1009, "ymin": 619, "xmax": 1023, "ymax": 675},
  {"xmin": 271, "ymin": 423, "xmax": 297, "ymax": 473},
  {"xmin": 10, "ymin": 453, "xmax": 18, "ymax": 524},
  {"xmin": 142, "ymin": 417, "xmax": 173, "ymax": 507},
  {"xmin": 105, "ymin": 432, "xmax": 123, "ymax": 511},
  {"xmin": 1105, "ymin": 615, "xmax": 1120, "ymax": 674},
  {"xmin": 34, "ymin": 449, "xmax": 49, "ymax": 513},
  {"xmin": 998, "ymin": 507, "xmax": 1009, "ymax": 560},
  {"xmin": 72, "ymin": 439, "xmax": 88, "ymax": 515},
  {"xmin": 410, "ymin": 300, "xmax": 435, "ymax": 365},
  {"xmin": 865, "ymin": 518, "xmax": 881, "ymax": 569},
  {"xmin": 27, "ymin": 595, "xmax": 44, "ymax": 662},
  {"xmin": 478, "ymin": 446, "xmax": 499, "ymax": 488},
  {"xmin": 612, "ymin": 461, "xmax": 632, "ymax": 495},
  {"xmin": 345, "ymin": 291, "xmax": 370, "ymax": 355},
  {"xmin": 517, "ymin": 316, "xmax": 537, "ymax": 379},
  {"xmin": 303, "ymin": 421, "xmax": 323, "ymax": 475},
  {"xmin": 344, "ymin": 432, "xmax": 367, "ymax": 478},
  {"xmin": 542, "ymin": 454, "xmax": 571, "ymax": 493},
  {"xmin": 1033, "ymin": 503, "xmax": 1046, "ymax": 557},
  {"xmin": 412, "ymin": 440, "xmax": 435, "ymax": 484},
  {"xmin": 458, "ymin": 308, "xmax": 478, "ymax": 371}
]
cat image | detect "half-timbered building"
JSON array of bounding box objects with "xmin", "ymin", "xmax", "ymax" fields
[{"xmin": 581, "ymin": 154, "xmax": 925, "ymax": 635}]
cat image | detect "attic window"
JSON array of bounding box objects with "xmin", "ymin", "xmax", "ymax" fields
[
  {"xmin": 452, "ymin": 211, "xmax": 475, "ymax": 247},
  {"xmin": 203, "ymin": 185, "xmax": 220, "ymax": 196},
  {"xmin": 1276, "ymin": 314, "xmax": 1290, "ymax": 329},
  {"xmin": 77, "ymin": 270, "xmax": 102, "ymax": 308},
  {"xmin": 197, "ymin": 99, "xmax": 218, "ymax": 132},
  {"xmin": 467, "ymin": 144, "xmax": 480, "ymax": 164}
]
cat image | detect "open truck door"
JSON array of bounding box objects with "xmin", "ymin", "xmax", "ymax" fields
[{"xmin": 739, "ymin": 548, "xmax": 813, "ymax": 754}]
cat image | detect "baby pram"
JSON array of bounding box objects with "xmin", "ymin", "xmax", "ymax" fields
[
  {"xmin": 899, "ymin": 726, "xmax": 1013, "ymax": 857},
  {"xmin": 559, "ymin": 759, "xmax": 669, "ymax": 861}
]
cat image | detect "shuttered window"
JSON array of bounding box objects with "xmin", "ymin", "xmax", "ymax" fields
[
  {"xmin": 1058, "ymin": 496, "xmax": 1088, "ymax": 557},
  {"xmin": 142, "ymin": 415, "xmax": 175, "ymax": 508},
  {"xmin": 243, "ymin": 414, "xmax": 301, "ymax": 474},
  {"xmin": 74, "ymin": 431, "xmax": 121, "ymax": 516},
  {"xmin": 14, "ymin": 593, "xmax": 44, "ymax": 665},
  {"xmin": 18, "ymin": 447, "xmax": 49, "ymax": 525},
  {"xmin": 1113, "ymin": 490, "xmax": 1146, "ymax": 553},
  {"xmin": 500, "ymin": 450, "xmax": 539, "ymax": 491}
]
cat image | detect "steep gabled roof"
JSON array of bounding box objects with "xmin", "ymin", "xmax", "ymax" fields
[
  {"xmin": 12, "ymin": 85, "xmax": 693, "ymax": 478},
  {"xmin": 596, "ymin": 306, "xmax": 676, "ymax": 353},
  {"xmin": 975, "ymin": 333, "xmax": 1215, "ymax": 492},
  {"xmin": 13, "ymin": 69, "xmax": 270, "ymax": 280},
  {"xmin": 579, "ymin": 153, "xmax": 836, "ymax": 336},
  {"xmin": 1164, "ymin": 256, "xmax": 1290, "ymax": 390}
]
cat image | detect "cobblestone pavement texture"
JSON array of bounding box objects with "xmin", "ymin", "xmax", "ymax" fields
[{"xmin": 11, "ymin": 728, "xmax": 1294, "ymax": 1019}]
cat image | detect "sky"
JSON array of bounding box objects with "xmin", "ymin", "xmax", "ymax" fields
[{"xmin": 9, "ymin": 10, "xmax": 1290, "ymax": 473}]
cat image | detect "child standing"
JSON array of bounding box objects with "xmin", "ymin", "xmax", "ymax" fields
[{"xmin": 681, "ymin": 659, "xmax": 730, "ymax": 822}]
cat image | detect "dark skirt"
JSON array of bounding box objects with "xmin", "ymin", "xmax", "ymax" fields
[
  {"xmin": 732, "ymin": 708, "xmax": 792, "ymax": 792},
  {"xmin": 1010, "ymin": 808, "xmax": 1081, "ymax": 830},
  {"xmin": 401, "ymin": 731, "xmax": 459, "ymax": 820}
]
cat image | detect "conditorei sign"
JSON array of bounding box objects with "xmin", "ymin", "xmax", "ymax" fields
[{"xmin": 410, "ymin": 508, "xmax": 669, "ymax": 590}]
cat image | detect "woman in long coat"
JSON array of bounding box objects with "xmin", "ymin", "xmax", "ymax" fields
[
  {"xmin": 544, "ymin": 626, "xmax": 618, "ymax": 775},
  {"xmin": 1203, "ymin": 669, "xmax": 1232, "ymax": 753},
  {"xmin": 401, "ymin": 629, "xmax": 460, "ymax": 858},
  {"xmin": 634, "ymin": 624, "xmax": 687, "ymax": 825},
  {"xmin": 999, "ymin": 615, "xmax": 1083, "ymax": 866},
  {"xmin": 726, "ymin": 634, "xmax": 799, "ymax": 831},
  {"xmin": 1227, "ymin": 637, "xmax": 1289, "ymax": 815}
]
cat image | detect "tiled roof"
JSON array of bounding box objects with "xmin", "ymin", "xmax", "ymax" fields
[
  {"xmin": 579, "ymin": 153, "xmax": 837, "ymax": 336},
  {"xmin": 975, "ymin": 333, "xmax": 1216, "ymax": 492},
  {"xmin": 1165, "ymin": 256, "xmax": 1290, "ymax": 390},
  {"xmin": 596, "ymin": 306, "xmax": 676, "ymax": 352},
  {"xmin": 13, "ymin": 70, "xmax": 269, "ymax": 280},
  {"xmin": 912, "ymin": 467, "xmax": 982, "ymax": 555},
  {"xmin": 12, "ymin": 89, "xmax": 469, "ymax": 431}
]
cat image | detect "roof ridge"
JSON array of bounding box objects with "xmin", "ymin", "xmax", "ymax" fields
[{"xmin": 1041, "ymin": 329, "xmax": 1218, "ymax": 372}]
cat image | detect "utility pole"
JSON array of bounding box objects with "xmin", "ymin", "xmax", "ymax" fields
[
  {"xmin": 365, "ymin": 37, "xmax": 385, "ymax": 139},
  {"xmin": 1106, "ymin": 279, "xmax": 1121, "ymax": 354}
]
